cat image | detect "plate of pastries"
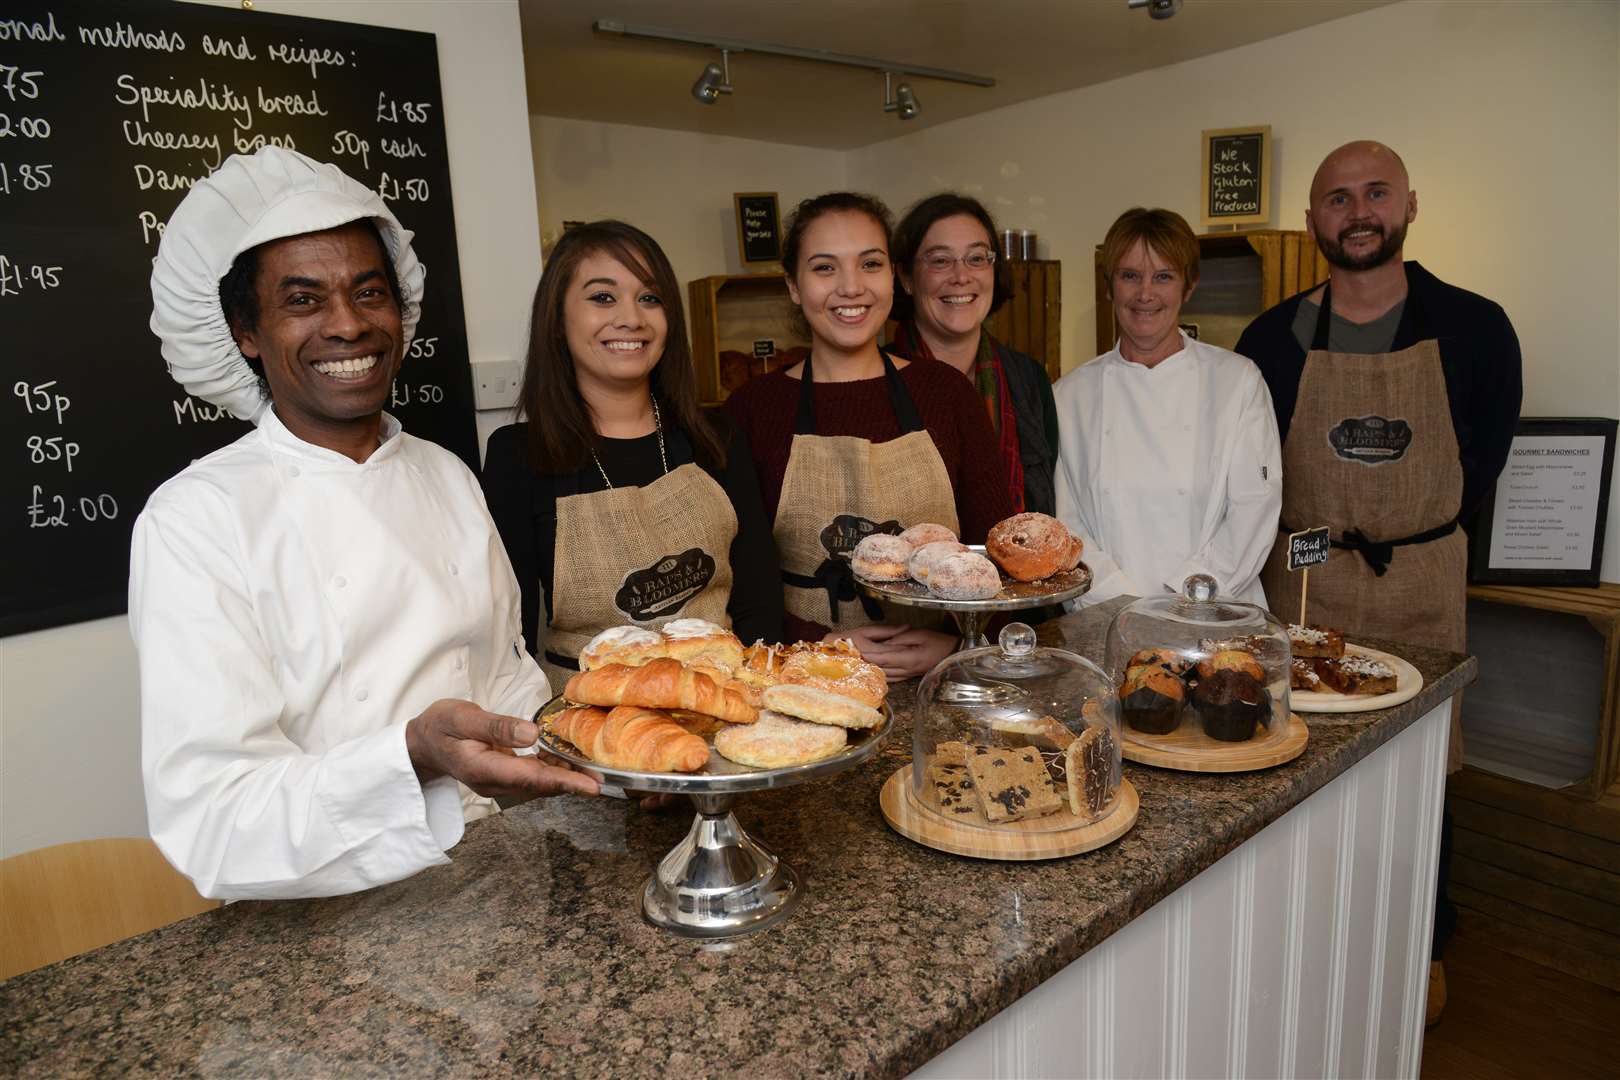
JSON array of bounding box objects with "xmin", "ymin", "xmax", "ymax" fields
[
  {"xmin": 849, "ymin": 513, "xmax": 1091, "ymax": 608},
  {"xmin": 1286, "ymin": 624, "xmax": 1424, "ymax": 713},
  {"xmin": 535, "ymin": 618, "xmax": 893, "ymax": 786}
]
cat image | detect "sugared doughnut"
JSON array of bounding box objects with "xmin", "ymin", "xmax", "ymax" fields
[
  {"xmin": 779, "ymin": 648, "xmax": 887, "ymax": 708},
  {"xmin": 580, "ymin": 626, "xmax": 664, "ymax": 671},
  {"xmin": 907, "ymin": 540, "xmax": 968, "ymax": 584},
  {"xmin": 898, "ymin": 522, "xmax": 958, "ymax": 548},
  {"xmin": 714, "ymin": 710, "xmax": 848, "ymax": 767},
  {"xmin": 927, "ymin": 551, "xmax": 1003, "ymax": 600},
  {"xmin": 851, "ymin": 533, "xmax": 912, "ymax": 580},
  {"xmin": 986, "ymin": 512, "xmax": 1075, "ymax": 582}
]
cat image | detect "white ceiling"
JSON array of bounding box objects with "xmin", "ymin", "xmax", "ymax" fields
[{"xmin": 520, "ymin": 0, "xmax": 1397, "ymax": 150}]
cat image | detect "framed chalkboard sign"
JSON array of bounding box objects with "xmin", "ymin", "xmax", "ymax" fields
[
  {"xmin": 1, "ymin": 0, "xmax": 476, "ymax": 638},
  {"xmin": 1468, "ymin": 417, "xmax": 1617, "ymax": 587},
  {"xmin": 734, "ymin": 192, "xmax": 781, "ymax": 264},
  {"xmin": 1201, "ymin": 125, "xmax": 1271, "ymax": 227}
]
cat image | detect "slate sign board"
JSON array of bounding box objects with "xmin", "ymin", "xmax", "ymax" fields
[
  {"xmin": 1, "ymin": 0, "xmax": 477, "ymax": 637},
  {"xmin": 734, "ymin": 191, "xmax": 781, "ymax": 264},
  {"xmin": 1287, "ymin": 526, "xmax": 1332, "ymax": 572},
  {"xmin": 1201, "ymin": 125, "xmax": 1270, "ymax": 226}
]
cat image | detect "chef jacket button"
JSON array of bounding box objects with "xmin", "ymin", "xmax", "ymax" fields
[
  {"xmin": 356, "ymin": 688, "xmax": 369, "ymax": 702},
  {"xmin": 288, "ymin": 466, "xmax": 301, "ymax": 478},
  {"xmin": 448, "ymin": 563, "xmax": 459, "ymax": 576},
  {"xmin": 333, "ymin": 576, "xmax": 347, "ymax": 590}
]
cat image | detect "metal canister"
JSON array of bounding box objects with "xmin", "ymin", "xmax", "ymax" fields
[
  {"xmin": 999, "ymin": 228, "xmax": 1018, "ymax": 259},
  {"xmin": 1018, "ymin": 229, "xmax": 1038, "ymax": 260}
]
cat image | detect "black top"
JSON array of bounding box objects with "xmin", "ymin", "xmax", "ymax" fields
[
  {"xmin": 1235, "ymin": 261, "xmax": 1523, "ymax": 522},
  {"xmin": 481, "ymin": 421, "xmax": 785, "ymax": 654}
]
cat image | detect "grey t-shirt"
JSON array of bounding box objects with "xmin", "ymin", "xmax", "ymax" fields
[{"xmin": 1290, "ymin": 296, "xmax": 1405, "ymax": 355}]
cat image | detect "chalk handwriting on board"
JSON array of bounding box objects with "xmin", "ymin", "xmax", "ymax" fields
[{"xmin": 2, "ymin": 0, "xmax": 478, "ymax": 638}]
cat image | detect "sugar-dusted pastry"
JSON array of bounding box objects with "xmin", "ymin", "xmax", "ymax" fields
[
  {"xmin": 926, "ymin": 551, "xmax": 1002, "ymax": 600},
  {"xmin": 1289, "ymin": 657, "xmax": 1323, "ymax": 692},
  {"xmin": 762, "ymin": 682, "xmax": 884, "ymax": 730},
  {"xmin": 1287, "ymin": 624, "xmax": 1345, "ymax": 660},
  {"xmin": 714, "ymin": 710, "xmax": 847, "ymax": 768},
  {"xmin": 985, "ymin": 512, "xmax": 1080, "ymax": 582},
  {"xmin": 660, "ymin": 618, "xmax": 745, "ymax": 672},
  {"xmin": 850, "ymin": 533, "xmax": 912, "ymax": 580},
  {"xmin": 1317, "ymin": 654, "xmax": 1397, "ymax": 695},
  {"xmin": 963, "ymin": 745, "xmax": 1063, "ymax": 823},
  {"xmin": 907, "ymin": 539, "xmax": 968, "ymax": 584},
  {"xmin": 898, "ymin": 522, "xmax": 958, "ymax": 548}
]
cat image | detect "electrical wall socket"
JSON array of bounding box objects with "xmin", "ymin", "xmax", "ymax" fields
[{"xmin": 471, "ymin": 359, "xmax": 522, "ymax": 410}]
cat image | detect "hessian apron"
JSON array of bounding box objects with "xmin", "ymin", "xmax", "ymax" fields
[
  {"xmin": 1260, "ymin": 283, "xmax": 1468, "ymax": 769},
  {"xmin": 775, "ymin": 351, "xmax": 959, "ymax": 633},
  {"xmin": 542, "ymin": 453, "xmax": 737, "ymax": 692}
]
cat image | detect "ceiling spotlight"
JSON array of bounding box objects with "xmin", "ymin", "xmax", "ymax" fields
[
  {"xmin": 691, "ymin": 49, "xmax": 733, "ymax": 104},
  {"xmin": 883, "ymin": 71, "xmax": 920, "ymax": 120},
  {"xmin": 1127, "ymin": 0, "xmax": 1183, "ymax": 18}
]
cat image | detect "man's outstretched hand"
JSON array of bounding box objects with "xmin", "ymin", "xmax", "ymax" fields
[{"xmin": 405, "ymin": 699, "xmax": 600, "ymax": 801}]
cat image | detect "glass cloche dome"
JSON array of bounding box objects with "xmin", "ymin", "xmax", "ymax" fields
[
  {"xmin": 1104, "ymin": 574, "xmax": 1291, "ymax": 742},
  {"xmin": 913, "ymin": 623, "xmax": 1121, "ymax": 827}
]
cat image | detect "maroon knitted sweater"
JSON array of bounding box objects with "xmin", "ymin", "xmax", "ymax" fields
[{"xmin": 726, "ymin": 361, "xmax": 1013, "ymax": 640}]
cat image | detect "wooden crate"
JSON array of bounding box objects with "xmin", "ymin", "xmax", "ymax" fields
[
  {"xmin": 1093, "ymin": 229, "xmax": 1327, "ymax": 356},
  {"xmin": 687, "ymin": 273, "xmax": 807, "ymax": 406},
  {"xmin": 986, "ymin": 259, "xmax": 1062, "ymax": 382}
]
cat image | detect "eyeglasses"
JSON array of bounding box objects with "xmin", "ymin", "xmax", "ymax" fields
[{"xmin": 918, "ymin": 249, "xmax": 996, "ymax": 274}]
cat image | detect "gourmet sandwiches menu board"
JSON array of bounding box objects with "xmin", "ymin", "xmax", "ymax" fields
[{"xmin": 1, "ymin": 0, "xmax": 476, "ymax": 636}]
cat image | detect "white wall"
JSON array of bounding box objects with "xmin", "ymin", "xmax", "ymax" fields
[
  {"xmin": 845, "ymin": 0, "xmax": 1620, "ymax": 579},
  {"xmin": 0, "ymin": 0, "xmax": 542, "ymax": 859},
  {"xmin": 530, "ymin": 115, "xmax": 848, "ymax": 291}
]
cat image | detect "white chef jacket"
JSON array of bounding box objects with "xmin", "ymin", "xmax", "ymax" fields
[
  {"xmin": 130, "ymin": 410, "xmax": 550, "ymax": 900},
  {"xmin": 1053, "ymin": 333, "xmax": 1282, "ymax": 607}
]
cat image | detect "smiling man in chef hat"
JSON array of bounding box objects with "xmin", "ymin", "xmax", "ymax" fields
[{"xmin": 135, "ymin": 146, "xmax": 597, "ymax": 901}]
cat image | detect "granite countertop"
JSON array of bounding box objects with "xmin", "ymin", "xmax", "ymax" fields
[{"xmin": 2, "ymin": 604, "xmax": 1475, "ymax": 1079}]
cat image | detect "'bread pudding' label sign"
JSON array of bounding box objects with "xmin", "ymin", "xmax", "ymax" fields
[
  {"xmin": 615, "ymin": 547, "xmax": 715, "ymax": 620},
  {"xmin": 820, "ymin": 514, "xmax": 901, "ymax": 558},
  {"xmin": 1327, "ymin": 415, "xmax": 1413, "ymax": 465}
]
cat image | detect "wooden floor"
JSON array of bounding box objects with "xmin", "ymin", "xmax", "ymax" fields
[{"xmin": 1420, "ymin": 912, "xmax": 1620, "ymax": 1079}]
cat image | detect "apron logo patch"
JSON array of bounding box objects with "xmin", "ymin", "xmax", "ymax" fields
[
  {"xmin": 820, "ymin": 514, "xmax": 902, "ymax": 558},
  {"xmin": 1327, "ymin": 415, "xmax": 1414, "ymax": 465},
  {"xmin": 614, "ymin": 547, "xmax": 716, "ymax": 621}
]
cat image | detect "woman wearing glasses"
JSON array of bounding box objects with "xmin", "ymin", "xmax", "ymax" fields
[{"xmin": 889, "ymin": 193, "xmax": 1060, "ymax": 516}]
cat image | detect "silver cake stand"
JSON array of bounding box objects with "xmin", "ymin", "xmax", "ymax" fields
[
  {"xmin": 534, "ymin": 697, "xmax": 892, "ymax": 938},
  {"xmin": 856, "ymin": 546, "xmax": 1092, "ymax": 648}
]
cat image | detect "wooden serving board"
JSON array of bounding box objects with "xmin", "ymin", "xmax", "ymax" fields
[
  {"xmin": 880, "ymin": 767, "xmax": 1138, "ymax": 861},
  {"xmin": 1120, "ymin": 711, "xmax": 1308, "ymax": 773}
]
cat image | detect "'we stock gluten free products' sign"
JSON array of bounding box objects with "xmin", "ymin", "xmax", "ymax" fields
[{"xmin": 1201, "ymin": 125, "xmax": 1271, "ymax": 227}]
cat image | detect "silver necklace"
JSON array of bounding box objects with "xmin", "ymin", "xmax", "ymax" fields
[{"xmin": 591, "ymin": 398, "xmax": 667, "ymax": 490}]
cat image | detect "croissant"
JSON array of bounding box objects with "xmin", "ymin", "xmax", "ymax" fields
[
  {"xmin": 549, "ymin": 705, "xmax": 711, "ymax": 773},
  {"xmin": 563, "ymin": 657, "xmax": 758, "ymax": 724}
]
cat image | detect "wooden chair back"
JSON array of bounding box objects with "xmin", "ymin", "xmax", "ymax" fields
[{"xmin": 0, "ymin": 838, "xmax": 218, "ymax": 980}]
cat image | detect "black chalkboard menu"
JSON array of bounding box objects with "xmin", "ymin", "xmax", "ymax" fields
[
  {"xmin": 1201, "ymin": 125, "xmax": 1270, "ymax": 227},
  {"xmin": 1, "ymin": 0, "xmax": 476, "ymax": 638},
  {"xmin": 733, "ymin": 191, "xmax": 781, "ymax": 264}
]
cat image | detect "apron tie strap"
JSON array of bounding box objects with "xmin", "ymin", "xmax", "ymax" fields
[
  {"xmin": 1280, "ymin": 520, "xmax": 1459, "ymax": 577},
  {"xmin": 782, "ymin": 558, "xmax": 884, "ymax": 624},
  {"xmin": 543, "ymin": 650, "xmax": 581, "ymax": 672}
]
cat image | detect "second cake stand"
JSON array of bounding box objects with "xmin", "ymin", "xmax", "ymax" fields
[{"xmin": 856, "ymin": 546, "xmax": 1092, "ymax": 647}]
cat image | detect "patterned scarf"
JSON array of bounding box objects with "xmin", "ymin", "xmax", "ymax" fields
[{"xmin": 891, "ymin": 322, "xmax": 1025, "ymax": 512}]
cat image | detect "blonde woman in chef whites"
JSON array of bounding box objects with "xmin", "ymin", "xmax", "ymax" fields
[
  {"xmin": 1052, "ymin": 208, "xmax": 1283, "ymax": 606},
  {"xmin": 482, "ymin": 220, "xmax": 783, "ymax": 689}
]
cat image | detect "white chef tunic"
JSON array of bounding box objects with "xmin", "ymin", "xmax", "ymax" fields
[
  {"xmin": 130, "ymin": 410, "xmax": 549, "ymax": 900},
  {"xmin": 1053, "ymin": 332, "xmax": 1282, "ymax": 607}
]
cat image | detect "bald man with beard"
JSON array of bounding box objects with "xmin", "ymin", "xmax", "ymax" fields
[{"xmin": 1236, "ymin": 140, "xmax": 1522, "ymax": 1023}]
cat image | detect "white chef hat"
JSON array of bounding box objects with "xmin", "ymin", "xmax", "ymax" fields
[{"xmin": 149, "ymin": 146, "xmax": 426, "ymax": 423}]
